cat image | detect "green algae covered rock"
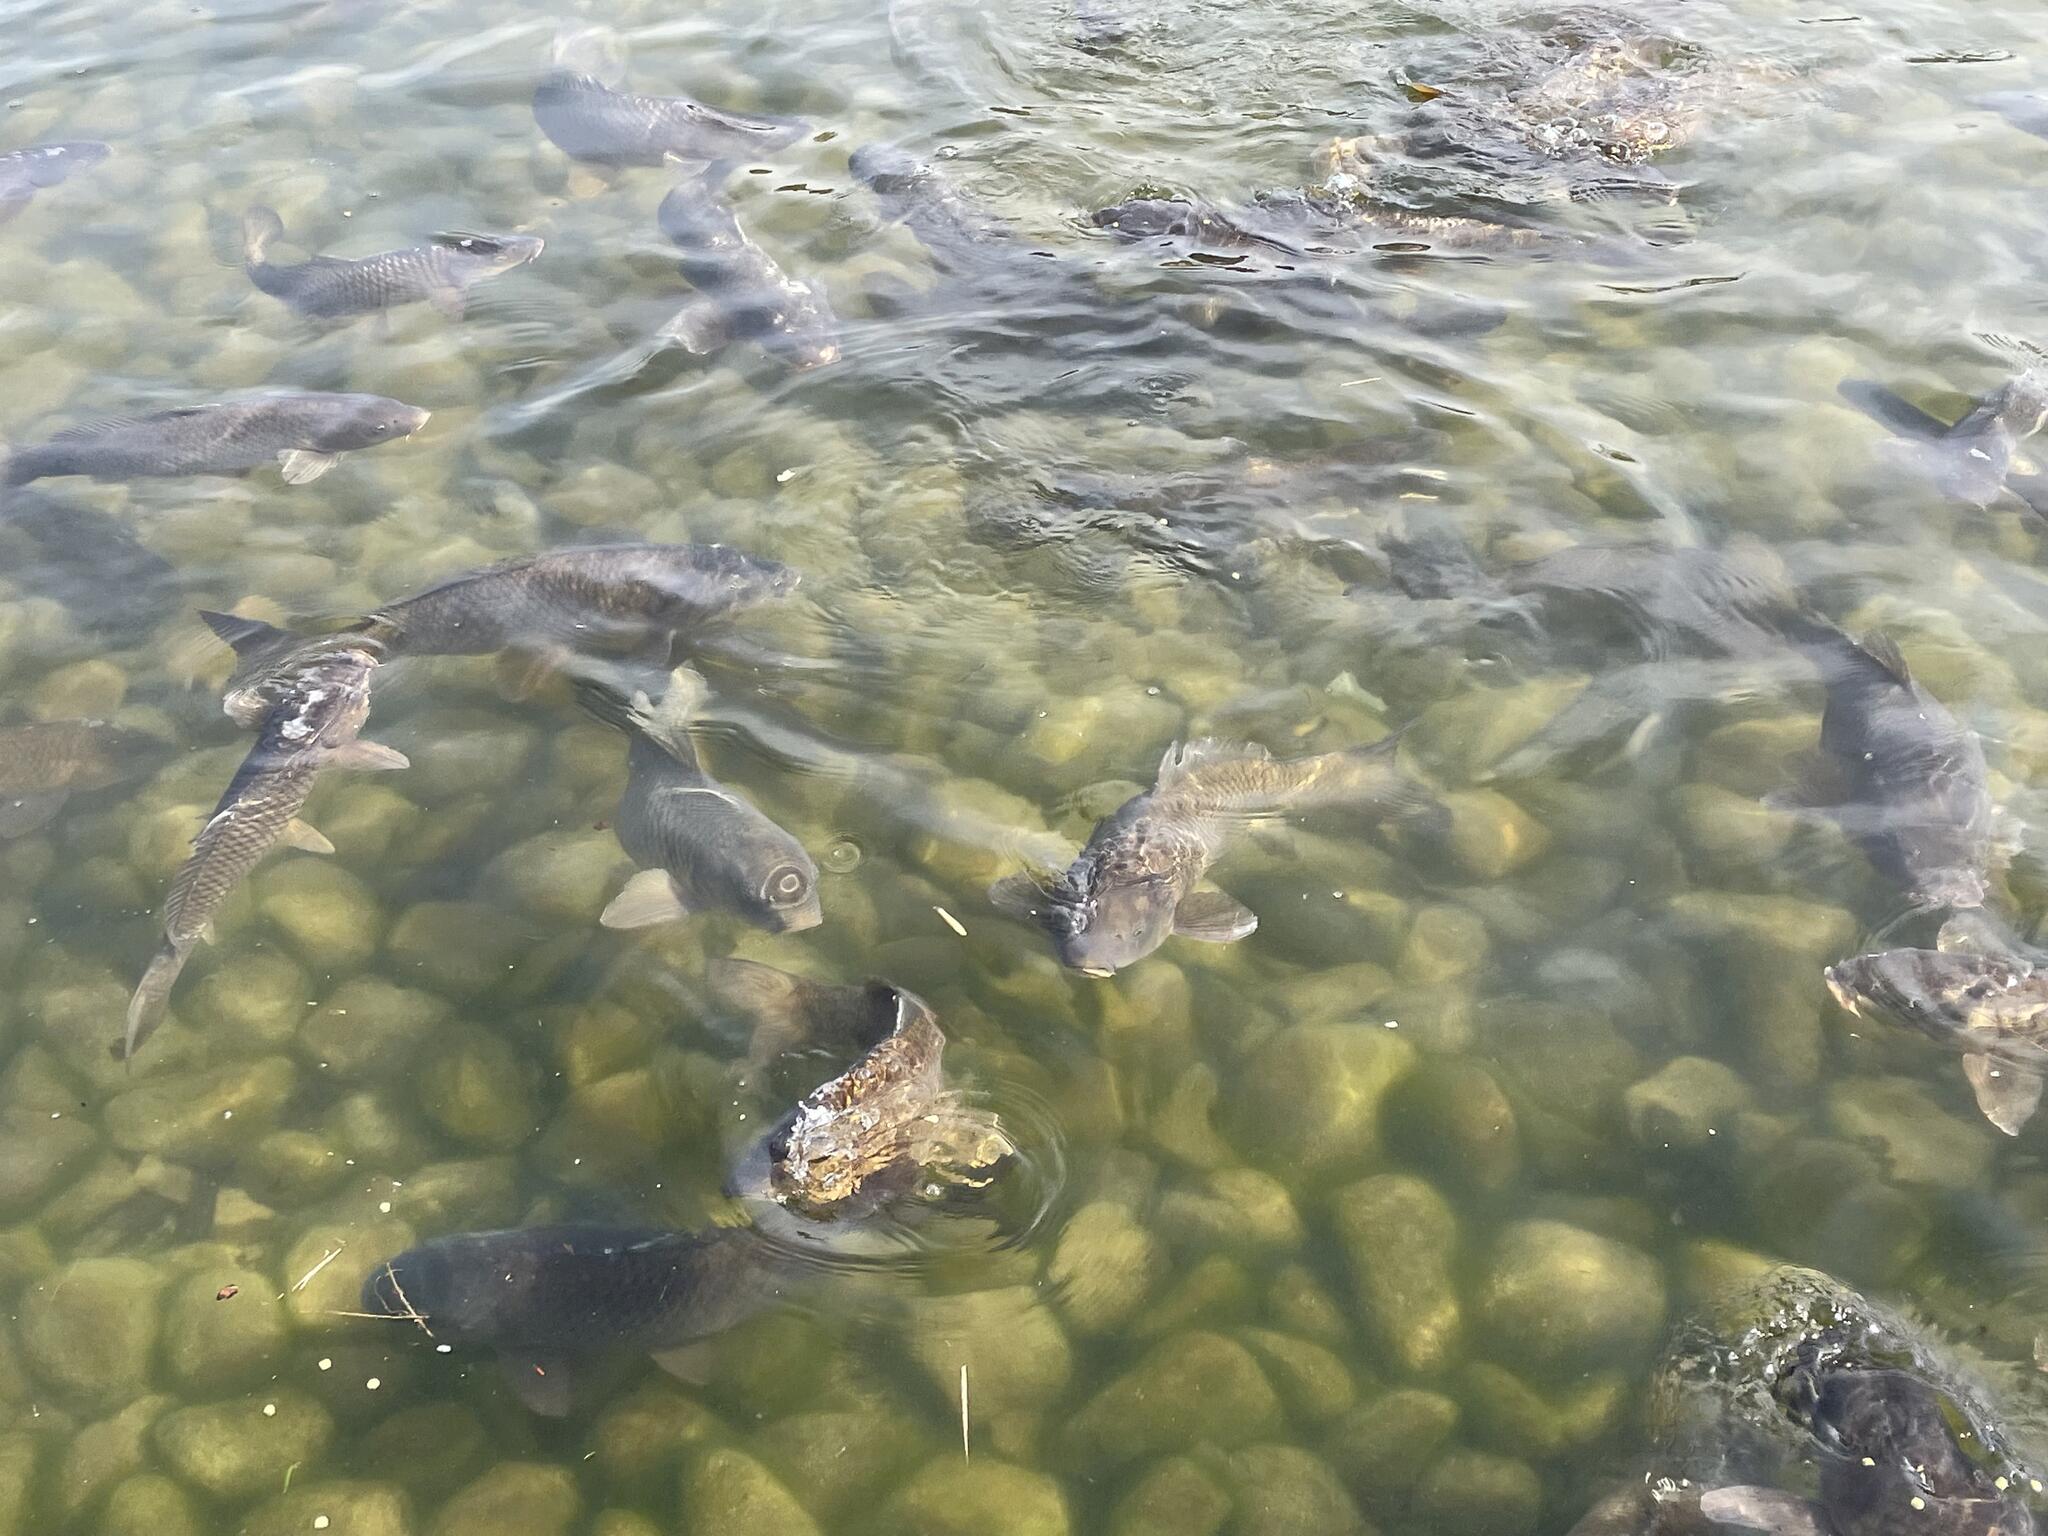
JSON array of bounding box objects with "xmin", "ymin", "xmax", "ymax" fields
[
  {"xmin": 1334, "ymin": 1173, "xmax": 1462, "ymax": 1377},
  {"xmin": 0, "ymin": 1435, "xmax": 34, "ymax": 1536},
  {"xmin": 160, "ymin": 1270, "xmax": 288, "ymax": 1393},
  {"xmin": 19, "ymin": 1257, "xmax": 162, "ymax": 1407},
  {"xmin": 750, "ymin": 1406, "xmax": 926, "ymax": 1525},
  {"xmin": 1412, "ymin": 1449, "xmax": 1541, "ymax": 1536},
  {"xmin": 1220, "ymin": 1443, "xmax": 1369, "ymax": 1536},
  {"xmin": 256, "ymin": 857, "xmax": 384, "ymax": 973},
  {"xmin": 906, "ymin": 1286, "xmax": 1073, "ymax": 1442},
  {"xmin": 300, "ymin": 977, "xmax": 449, "ymax": 1080},
  {"xmin": 239, "ymin": 1480, "xmax": 415, "ymax": 1536},
  {"xmin": 54, "ymin": 1393, "xmax": 168, "ymax": 1524},
  {"xmin": 1157, "ymin": 1168, "xmax": 1305, "ymax": 1257},
  {"xmin": 155, "ymin": 1391, "xmax": 335, "ymax": 1499},
  {"xmin": 360, "ymin": 1404, "xmax": 489, "ymax": 1500},
  {"xmin": 1625, "ymin": 1056, "xmax": 1754, "ymax": 1156},
  {"xmin": 1457, "ymin": 1361, "xmax": 1628, "ymax": 1459},
  {"xmin": 430, "ymin": 1462, "xmax": 581, "ymax": 1536},
  {"xmin": 102, "ymin": 1473, "xmax": 201, "ymax": 1536},
  {"xmin": 1477, "ymin": 1220, "xmax": 1666, "ymax": 1378},
  {"xmin": 886, "ymin": 1457, "xmax": 1072, "ymax": 1536},
  {"xmin": 415, "ymin": 1025, "xmax": 540, "ymax": 1150},
  {"xmin": 682, "ymin": 1448, "xmax": 820, "ymax": 1536},
  {"xmin": 1111, "ymin": 1455, "xmax": 1231, "ymax": 1536},
  {"xmin": 1233, "ymin": 1023, "xmax": 1416, "ymax": 1180},
  {"xmin": 1047, "ymin": 1200, "xmax": 1165, "ymax": 1336},
  {"xmin": 1236, "ymin": 1329, "xmax": 1357, "ymax": 1425},
  {"xmin": 105, "ymin": 1055, "xmax": 298, "ymax": 1159},
  {"xmin": 1824, "ymin": 1074, "xmax": 1993, "ymax": 1191},
  {"xmin": 1384, "ymin": 1057, "xmax": 1521, "ymax": 1196},
  {"xmin": 1062, "ymin": 1332, "xmax": 1281, "ymax": 1472},
  {"xmin": 1322, "ymin": 1387, "xmax": 1459, "ymax": 1509}
]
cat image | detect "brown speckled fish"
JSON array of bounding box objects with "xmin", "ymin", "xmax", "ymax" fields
[
  {"xmin": 124, "ymin": 639, "xmax": 407, "ymax": 1060},
  {"xmin": 0, "ymin": 719, "xmax": 160, "ymax": 837}
]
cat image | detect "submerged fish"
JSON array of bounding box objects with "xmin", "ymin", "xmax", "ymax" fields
[
  {"xmin": 848, "ymin": 142, "xmax": 1018, "ymax": 268},
  {"xmin": 532, "ymin": 28, "xmax": 805, "ymax": 167},
  {"xmin": 1502, "ymin": 541, "xmax": 1819, "ymax": 659},
  {"xmin": 1980, "ymin": 91, "xmax": 2048, "ymax": 142},
  {"xmin": 706, "ymin": 958, "xmax": 905, "ymax": 1071},
  {"xmin": 1824, "ymin": 946, "xmax": 2048, "ymax": 1135},
  {"xmin": 655, "ymin": 171, "xmax": 840, "ymax": 369},
  {"xmin": 726, "ymin": 986, "xmax": 1012, "ymax": 1221},
  {"xmin": 1839, "ymin": 371, "xmax": 2048, "ymax": 513},
  {"xmin": 0, "ymin": 719, "xmax": 161, "ymax": 836},
  {"xmin": 123, "ymin": 639, "xmax": 407, "ymax": 1060},
  {"xmin": 347, "ymin": 543, "xmax": 799, "ymax": 661},
  {"xmin": 242, "ymin": 206, "xmax": 542, "ymax": 319},
  {"xmin": 3, "ymin": 392, "xmax": 430, "ymax": 488},
  {"xmin": 575, "ymin": 667, "xmax": 820, "ymax": 933},
  {"xmin": 0, "ymin": 141, "xmax": 108, "ymax": 224},
  {"xmin": 361, "ymin": 1224, "xmax": 779, "ymax": 1416},
  {"xmin": 1784, "ymin": 630, "xmax": 1993, "ymax": 911},
  {"xmin": 1701, "ymin": 1356, "xmax": 2034, "ymax": 1536},
  {"xmin": 991, "ymin": 735, "xmax": 1443, "ymax": 975}
]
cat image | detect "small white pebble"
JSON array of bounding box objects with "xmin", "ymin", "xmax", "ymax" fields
[
  {"xmin": 366, "ymin": 1377, "xmax": 381, "ymax": 1391},
  {"xmin": 262, "ymin": 1402, "xmax": 276, "ymax": 1417},
  {"xmin": 1383, "ymin": 1020, "xmax": 1399, "ymax": 1029},
  {"xmin": 315, "ymin": 1517, "xmax": 331, "ymax": 1530},
  {"xmin": 222, "ymin": 1110, "xmax": 233, "ymax": 1120},
  {"xmin": 1911, "ymin": 1498, "xmax": 1926, "ymax": 1511},
  {"xmin": 377, "ymin": 1201, "xmax": 391, "ymax": 1214},
  {"xmin": 317, "ymin": 1358, "xmax": 332, "ymax": 1371},
  {"xmin": 436, "ymin": 1343, "xmax": 452, "ymax": 1354}
]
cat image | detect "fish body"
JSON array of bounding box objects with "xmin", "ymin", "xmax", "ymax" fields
[
  {"xmin": 242, "ymin": 206, "xmax": 542, "ymax": 319},
  {"xmin": 1089, "ymin": 195, "xmax": 1288, "ymax": 251},
  {"xmin": 726, "ymin": 991, "xmax": 1012, "ymax": 1221},
  {"xmin": 361, "ymin": 1224, "xmax": 778, "ymax": 1415},
  {"xmin": 4, "ymin": 393, "xmax": 430, "ymax": 487},
  {"xmin": 1798, "ymin": 630, "xmax": 1992, "ymax": 910},
  {"xmin": 1504, "ymin": 541, "xmax": 1817, "ymax": 658},
  {"xmin": 0, "ymin": 719, "xmax": 159, "ymax": 836},
  {"xmin": 124, "ymin": 640, "xmax": 406, "ymax": 1059},
  {"xmin": 1824, "ymin": 946, "xmax": 2048, "ymax": 1135},
  {"xmin": 1839, "ymin": 372, "xmax": 2048, "ymax": 510},
  {"xmin": 706, "ymin": 959, "xmax": 905, "ymax": 1070},
  {"xmin": 576, "ymin": 668, "xmax": 820, "ymax": 933},
  {"xmin": 849, "ymin": 143, "xmax": 1018, "ymax": 267},
  {"xmin": 655, "ymin": 174, "xmax": 840, "ymax": 368},
  {"xmin": 532, "ymin": 69, "xmax": 804, "ymax": 166},
  {"xmin": 352, "ymin": 543, "xmax": 798, "ymax": 659},
  {"xmin": 0, "ymin": 141, "xmax": 107, "ymax": 223},
  {"xmin": 1981, "ymin": 91, "xmax": 2048, "ymax": 141},
  {"xmin": 992, "ymin": 736, "xmax": 1441, "ymax": 974}
]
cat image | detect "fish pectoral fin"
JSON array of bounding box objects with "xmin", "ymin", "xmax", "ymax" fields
[
  {"xmin": 649, "ymin": 1340, "xmax": 718, "ymax": 1386},
  {"xmin": 280, "ymin": 817, "xmax": 334, "ymax": 855},
  {"xmin": 1172, "ymin": 887, "xmax": 1259, "ymax": 943},
  {"xmin": 658, "ymin": 298, "xmax": 732, "ymax": 356},
  {"xmin": 1698, "ymin": 1486, "xmax": 1829, "ymax": 1535},
  {"xmin": 278, "ymin": 449, "xmax": 339, "ymax": 485},
  {"xmin": 988, "ymin": 870, "xmax": 1058, "ymax": 921},
  {"xmin": 325, "ymin": 740, "xmax": 410, "ymax": 771},
  {"xmin": 1837, "ymin": 378, "xmax": 1952, "ymax": 442},
  {"xmin": 1963, "ymin": 1053, "xmax": 2043, "ymax": 1136},
  {"xmin": 0, "ymin": 789, "xmax": 69, "ymax": 837},
  {"xmin": 600, "ymin": 868, "xmax": 692, "ymax": 930},
  {"xmin": 498, "ymin": 1351, "xmax": 576, "ymax": 1417},
  {"xmin": 198, "ymin": 608, "xmax": 291, "ymax": 657},
  {"xmin": 428, "ymin": 285, "xmax": 467, "ymax": 320}
]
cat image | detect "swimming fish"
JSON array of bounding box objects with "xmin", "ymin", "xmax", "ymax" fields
[
  {"xmin": 360, "ymin": 1223, "xmax": 780, "ymax": 1416},
  {"xmin": 991, "ymin": 735, "xmax": 1443, "ymax": 975},
  {"xmin": 123, "ymin": 639, "xmax": 407, "ymax": 1060},
  {"xmin": 655, "ymin": 169, "xmax": 840, "ymax": 369},
  {"xmin": 705, "ymin": 958, "xmax": 905, "ymax": 1071},
  {"xmin": 1824, "ymin": 945, "xmax": 2048, "ymax": 1135},
  {"xmin": 1838, "ymin": 371, "xmax": 2048, "ymax": 513},
  {"xmin": 3, "ymin": 393, "xmax": 430, "ymax": 488},
  {"xmin": 848, "ymin": 142, "xmax": 1018, "ymax": 268},
  {"xmin": 532, "ymin": 27, "xmax": 805, "ymax": 167},
  {"xmin": 1781, "ymin": 630, "xmax": 1994, "ymax": 911},
  {"xmin": 0, "ymin": 141, "xmax": 107, "ymax": 224},
  {"xmin": 574, "ymin": 667, "xmax": 821, "ymax": 933},
  {"xmin": 242, "ymin": 206, "xmax": 542, "ymax": 319},
  {"xmin": 0, "ymin": 719, "xmax": 161, "ymax": 837}
]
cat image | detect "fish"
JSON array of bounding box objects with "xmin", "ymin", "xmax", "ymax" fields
[
  {"xmin": 575, "ymin": 667, "xmax": 820, "ymax": 933},
  {"xmin": 725, "ymin": 990, "xmax": 1013, "ymax": 1221},
  {"xmin": 122, "ymin": 639, "xmax": 408, "ymax": 1060},
  {"xmin": 1566, "ymin": 1480, "xmax": 1738, "ymax": 1536},
  {"xmin": 1980, "ymin": 91, "xmax": 2048, "ymax": 142},
  {"xmin": 848, "ymin": 142, "xmax": 1018, "ymax": 267},
  {"xmin": 532, "ymin": 27, "xmax": 806, "ymax": 168},
  {"xmin": 0, "ymin": 141, "xmax": 108, "ymax": 224},
  {"xmin": 1838, "ymin": 371, "xmax": 2048, "ymax": 513},
  {"xmin": 991, "ymin": 735, "xmax": 1444, "ymax": 975},
  {"xmin": 1780, "ymin": 630, "xmax": 1994, "ymax": 911},
  {"xmin": 1089, "ymin": 196, "xmax": 1294, "ymax": 253},
  {"xmin": 1823, "ymin": 945, "xmax": 2048, "ymax": 1135},
  {"xmin": 0, "ymin": 719, "xmax": 162, "ymax": 836},
  {"xmin": 198, "ymin": 610, "xmax": 347, "ymax": 729},
  {"xmin": 706, "ymin": 958, "xmax": 907, "ymax": 1071},
  {"xmin": 1501, "ymin": 541, "xmax": 1823, "ymax": 659},
  {"xmin": 360, "ymin": 1223, "xmax": 781, "ymax": 1416},
  {"xmin": 3, "ymin": 392, "xmax": 430, "ymax": 488},
  {"xmin": 242, "ymin": 206, "xmax": 543, "ymax": 320},
  {"xmin": 654, "ymin": 170, "xmax": 840, "ymax": 369},
  {"xmin": 345, "ymin": 543, "xmax": 799, "ymax": 662},
  {"xmin": 1700, "ymin": 1357, "xmax": 2034, "ymax": 1536}
]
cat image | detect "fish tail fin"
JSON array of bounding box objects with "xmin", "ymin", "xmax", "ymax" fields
[
  {"xmin": 197, "ymin": 607, "xmax": 290, "ymax": 659},
  {"xmin": 242, "ymin": 205, "xmax": 285, "ymax": 267},
  {"xmin": 570, "ymin": 674, "xmax": 641, "ymax": 737},
  {"xmin": 122, "ymin": 943, "xmax": 189, "ymax": 1062},
  {"xmin": 633, "ymin": 667, "xmax": 709, "ymax": 749}
]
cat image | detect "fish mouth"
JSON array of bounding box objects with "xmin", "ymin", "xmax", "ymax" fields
[
  {"xmin": 774, "ymin": 902, "xmax": 824, "ymax": 934},
  {"xmin": 1078, "ymin": 965, "xmax": 1117, "ymax": 979},
  {"xmin": 1822, "ymin": 966, "xmax": 1862, "ymax": 1014},
  {"xmin": 399, "ymin": 407, "xmax": 433, "ymax": 437}
]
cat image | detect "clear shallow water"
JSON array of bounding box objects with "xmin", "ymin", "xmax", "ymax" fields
[{"xmin": 6, "ymin": 0, "xmax": 2048, "ymax": 1532}]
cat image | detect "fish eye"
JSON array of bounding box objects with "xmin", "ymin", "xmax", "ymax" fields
[{"xmin": 765, "ymin": 865, "xmax": 810, "ymax": 904}]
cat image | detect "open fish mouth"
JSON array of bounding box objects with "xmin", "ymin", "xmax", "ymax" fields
[
  {"xmin": 1822, "ymin": 967, "xmax": 1862, "ymax": 1014},
  {"xmin": 1078, "ymin": 965, "xmax": 1117, "ymax": 978}
]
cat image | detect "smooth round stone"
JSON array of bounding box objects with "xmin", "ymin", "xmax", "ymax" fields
[
  {"xmin": 154, "ymin": 1392, "xmax": 335, "ymax": 1500},
  {"xmin": 885, "ymin": 1458, "xmax": 1072, "ymax": 1536},
  {"xmin": 1412, "ymin": 1449, "xmax": 1542, "ymax": 1536},
  {"xmin": 681, "ymin": 1448, "xmax": 820, "ymax": 1536},
  {"xmin": 430, "ymin": 1462, "xmax": 581, "ymax": 1536},
  {"xmin": 1476, "ymin": 1220, "xmax": 1667, "ymax": 1378},
  {"xmin": 19, "ymin": 1257, "xmax": 163, "ymax": 1407},
  {"xmin": 1060, "ymin": 1332, "xmax": 1281, "ymax": 1472}
]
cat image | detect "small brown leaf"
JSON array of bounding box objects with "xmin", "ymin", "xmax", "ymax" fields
[
  {"xmin": 216, "ymin": 1284, "xmax": 239, "ymax": 1302},
  {"xmin": 1403, "ymin": 80, "xmax": 1444, "ymax": 101}
]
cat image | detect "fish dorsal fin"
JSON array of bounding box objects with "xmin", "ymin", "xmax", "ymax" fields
[
  {"xmin": 1156, "ymin": 737, "xmax": 1267, "ymax": 790},
  {"xmin": 1856, "ymin": 630, "xmax": 1912, "ymax": 685},
  {"xmin": 989, "ymin": 869, "xmax": 1061, "ymax": 921},
  {"xmin": 892, "ymin": 985, "xmax": 938, "ymax": 1034},
  {"xmin": 51, "ymin": 409, "xmax": 209, "ymax": 442},
  {"xmin": 198, "ymin": 608, "xmax": 289, "ymax": 657}
]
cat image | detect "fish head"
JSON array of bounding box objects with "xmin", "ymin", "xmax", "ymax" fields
[
  {"xmin": 361, "ymin": 1241, "xmax": 469, "ymax": 1337},
  {"xmin": 1050, "ymin": 873, "xmax": 1180, "ymax": 976},
  {"xmin": 433, "ymin": 231, "xmax": 545, "ymax": 276},
  {"xmin": 1090, "ymin": 198, "xmax": 1201, "ymax": 238},
  {"xmin": 1805, "ymin": 1367, "xmax": 2029, "ymax": 1536},
  {"xmin": 1997, "ymin": 370, "xmax": 2048, "ymax": 439},
  {"xmin": 312, "ymin": 394, "xmax": 432, "ymax": 452},
  {"xmin": 1824, "ymin": 948, "xmax": 2032, "ymax": 1046},
  {"xmin": 848, "ymin": 143, "xmax": 929, "ymax": 198}
]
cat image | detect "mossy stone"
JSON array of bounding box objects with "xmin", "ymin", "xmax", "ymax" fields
[
  {"xmin": 1233, "ymin": 1023, "xmax": 1416, "ymax": 1180},
  {"xmin": 1047, "ymin": 1200, "xmax": 1165, "ymax": 1336},
  {"xmin": 1334, "ymin": 1173, "xmax": 1462, "ymax": 1377},
  {"xmin": 750, "ymin": 1407, "xmax": 926, "ymax": 1524},
  {"xmin": 19, "ymin": 1257, "xmax": 162, "ymax": 1407},
  {"xmin": 1235, "ymin": 1329, "xmax": 1356, "ymax": 1425},
  {"xmin": 1156, "ymin": 1169, "xmax": 1304, "ymax": 1257},
  {"xmin": 1476, "ymin": 1220, "xmax": 1666, "ymax": 1378},
  {"xmin": 1824, "ymin": 1074, "xmax": 1993, "ymax": 1191},
  {"xmin": 681, "ymin": 1448, "xmax": 820, "ymax": 1536},
  {"xmin": 238, "ymin": 1480, "xmax": 414, "ymax": 1536},
  {"xmin": 360, "ymin": 1404, "xmax": 488, "ymax": 1499},
  {"xmin": 1220, "ymin": 1444, "xmax": 1369, "ymax": 1536},
  {"xmin": 102, "ymin": 1474, "xmax": 201, "ymax": 1536},
  {"xmin": 1625, "ymin": 1056, "xmax": 1754, "ymax": 1156},
  {"xmin": 1062, "ymin": 1332, "xmax": 1281, "ymax": 1472},
  {"xmin": 430, "ymin": 1462, "xmax": 581, "ymax": 1536},
  {"xmin": 104, "ymin": 1055, "xmax": 298, "ymax": 1159},
  {"xmin": 160, "ymin": 1270, "xmax": 288, "ymax": 1393},
  {"xmin": 0, "ymin": 1436, "xmax": 34, "ymax": 1536},
  {"xmin": 1110, "ymin": 1455, "xmax": 1231, "ymax": 1536},
  {"xmin": 1322, "ymin": 1388, "xmax": 1459, "ymax": 1508},
  {"xmin": 0, "ymin": 1106, "xmax": 95, "ymax": 1217},
  {"xmin": 1413, "ymin": 1449, "xmax": 1541, "ymax": 1536},
  {"xmin": 886, "ymin": 1457, "xmax": 1072, "ymax": 1536},
  {"xmin": 1457, "ymin": 1361, "xmax": 1627, "ymax": 1459},
  {"xmin": 300, "ymin": 978, "xmax": 449, "ymax": 1080},
  {"xmin": 416, "ymin": 1025, "xmax": 540, "ymax": 1150},
  {"xmin": 1385, "ymin": 1058, "xmax": 1521, "ymax": 1196},
  {"xmin": 155, "ymin": 1392, "xmax": 335, "ymax": 1500},
  {"xmin": 906, "ymin": 1286, "xmax": 1072, "ymax": 1446},
  {"xmin": 53, "ymin": 1393, "xmax": 169, "ymax": 1524},
  {"xmin": 256, "ymin": 858, "xmax": 384, "ymax": 973}
]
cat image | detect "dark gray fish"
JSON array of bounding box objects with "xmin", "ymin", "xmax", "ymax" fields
[
  {"xmin": 1089, "ymin": 196, "xmax": 1295, "ymax": 254},
  {"xmin": 1839, "ymin": 372, "xmax": 2048, "ymax": 513},
  {"xmin": 1981, "ymin": 91, "xmax": 2048, "ymax": 141},
  {"xmin": 347, "ymin": 543, "xmax": 799, "ymax": 661},
  {"xmin": 531, "ymin": 29, "xmax": 805, "ymax": 167},
  {"xmin": 706, "ymin": 959, "xmax": 906, "ymax": 1070},
  {"xmin": 1503, "ymin": 541, "xmax": 1820, "ymax": 659},
  {"xmin": 242, "ymin": 206, "xmax": 543, "ymax": 320},
  {"xmin": 991, "ymin": 735, "xmax": 1443, "ymax": 975},
  {"xmin": 848, "ymin": 142, "xmax": 1018, "ymax": 267},
  {"xmin": 1784, "ymin": 630, "xmax": 1994, "ymax": 911},
  {"xmin": 0, "ymin": 719, "xmax": 162, "ymax": 837},
  {"xmin": 1824, "ymin": 946, "xmax": 2048, "ymax": 1135},
  {"xmin": 1072, "ymin": 0, "xmax": 1133, "ymax": 49},
  {"xmin": 199, "ymin": 610, "xmax": 344, "ymax": 729},
  {"xmin": 124, "ymin": 639, "xmax": 407, "ymax": 1060},
  {"xmin": 361, "ymin": 1224, "xmax": 780, "ymax": 1416},
  {"xmin": 575, "ymin": 667, "xmax": 820, "ymax": 934},
  {"xmin": 724, "ymin": 989, "xmax": 1011, "ymax": 1222},
  {"xmin": 4, "ymin": 392, "xmax": 430, "ymax": 487},
  {"xmin": 655, "ymin": 171, "xmax": 840, "ymax": 369},
  {"xmin": 0, "ymin": 141, "xmax": 107, "ymax": 224}
]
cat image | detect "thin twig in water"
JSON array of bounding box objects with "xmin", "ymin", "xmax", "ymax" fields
[
  {"xmin": 959, "ymin": 1364, "xmax": 971, "ymax": 1462},
  {"xmin": 376, "ymin": 1261, "xmax": 434, "ymax": 1337},
  {"xmin": 289, "ymin": 1242, "xmax": 345, "ymax": 1294}
]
